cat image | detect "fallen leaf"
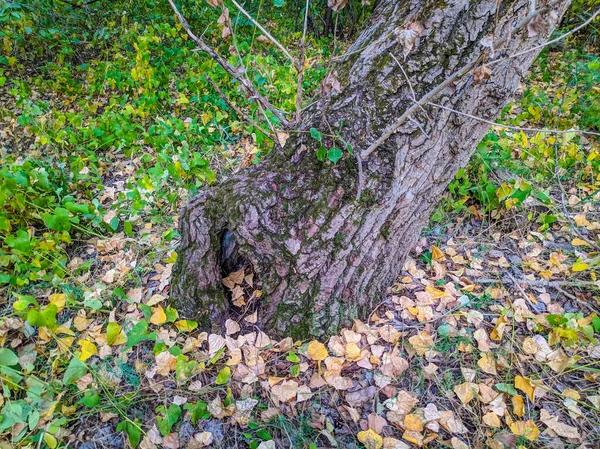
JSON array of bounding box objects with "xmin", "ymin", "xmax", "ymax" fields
[
  {"xmin": 514, "ymin": 376, "xmax": 536, "ymax": 402},
  {"xmin": 540, "ymin": 409, "xmax": 580, "ymax": 439},
  {"xmin": 271, "ymin": 380, "xmax": 299, "ymax": 403},
  {"xmin": 307, "ymin": 340, "xmax": 328, "ymax": 361},
  {"xmin": 454, "ymin": 382, "xmax": 479, "ymax": 405},
  {"xmin": 357, "ymin": 429, "xmax": 383, "ymax": 449},
  {"xmin": 509, "ymin": 420, "xmax": 539, "ymax": 441},
  {"xmin": 512, "ymin": 395, "xmax": 524, "ymax": 417}
]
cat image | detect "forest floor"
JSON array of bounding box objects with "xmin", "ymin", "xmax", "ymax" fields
[{"xmin": 1, "ymin": 2, "xmax": 600, "ymax": 449}]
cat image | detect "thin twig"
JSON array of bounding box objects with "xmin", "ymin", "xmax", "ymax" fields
[
  {"xmin": 204, "ymin": 75, "xmax": 275, "ymax": 142},
  {"xmin": 427, "ymin": 102, "xmax": 600, "ymax": 137},
  {"xmin": 230, "ymin": 0, "xmax": 297, "ymax": 67},
  {"xmin": 167, "ymin": 0, "xmax": 290, "ymax": 127}
]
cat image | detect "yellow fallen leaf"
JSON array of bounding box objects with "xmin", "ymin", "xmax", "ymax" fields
[
  {"xmin": 454, "ymin": 382, "xmax": 479, "ymax": 405},
  {"xmin": 357, "ymin": 429, "xmax": 383, "ymax": 449},
  {"xmin": 403, "ymin": 414, "xmax": 424, "ymax": 432},
  {"xmin": 509, "ymin": 420, "xmax": 539, "ymax": 441},
  {"xmin": 306, "ymin": 340, "xmax": 328, "ymax": 361},
  {"xmin": 408, "ymin": 331, "xmax": 434, "ymax": 356},
  {"xmin": 477, "ymin": 353, "xmax": 497, "ymax": 375},
  {"xmin": 490, "ymin": 315, "xmax": 508, "ymax": 341},
  {"xmin": 78, "ymin": 340, "xmax": 97, "ymax": 361},
  {"xmin": 515, "ymin": 376, "xmax": 536, "ymax": 402},
  {"xmin": 150, "ymin": 305, "xmax": 167, "ymax": 325},
  {"xmin": 563, "ymin": 388, "xmax": 580, "ymax": 400},
  {"xmin": 512, "ymin": 395, "xmax": 524, "ymax": 417},
  {"xmin": 49, "ymin": 293, "xmax": 66, "ymax": 312},
  {"xmin": 571, "ymin": 237, "xmax": 590, "ymax": 247},
  {"xmin": 482, "ymin": 412, "xmax": 501, "ymax": 428},
  {"xmin": 425, "ymin": 285, "xmax": 447, "ymax": 299},
  {"xmin": 572, "ymin": 262, "xmax": 588, "ymax": 272},
  {"xmin": 345, "ymin": 343, "xmax": 362, "ymax": 361},
  {"xmin": 431, "ymin": 245, "xmax": 445, "ymax": 261}
]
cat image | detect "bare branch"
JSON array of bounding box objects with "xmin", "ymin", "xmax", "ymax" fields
[
  {"xmin": 230, "ymin": 0, "xmax": 297, "ymax": 67},
  {"xmin": 204, "ymin": 75, "xmax": 276, "ymax": 142},
  {"xmin": 360, "ymin": 0, "xmax": 569, "ymax": 160},
  {"xmin": 427, "ymin": 102, "xmax": 600, "ymax": 137},
  {"xmin": 488, "ymin": 8, "xmax": 600, "ymax": 67},
  {"xmin": 167, "ymin": 0, "xmax": 291, "ymax": 127}
]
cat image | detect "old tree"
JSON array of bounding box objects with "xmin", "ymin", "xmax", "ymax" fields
[{"xmin": 170, "ymin": 0, "xmax": 571, "ymax": 337}]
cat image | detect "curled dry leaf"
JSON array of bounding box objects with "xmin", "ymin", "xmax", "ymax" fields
[
  {"xmin": 540, "ymin": 409, "xmax": 580, "ymax": 439},
  {"xmin": 514, "ymin": 375, "xmax": 536, "ymax": 401},
  {"xmin": 328, "ymin": 0, "xmax": 348, "ymax": 12},
  {"xmin": 271, "ymin": 379, "xmax": 299, "ymax": 403}
]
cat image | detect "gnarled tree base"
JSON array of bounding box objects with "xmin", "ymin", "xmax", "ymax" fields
[{"xmin": 171, "ymin": 0, "xmax": 569, "ymax": 338}]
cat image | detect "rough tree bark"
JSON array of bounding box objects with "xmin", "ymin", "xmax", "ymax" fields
[{"xmin": 171, "ymin": 0, "xmax": 570, "ymax": 337}]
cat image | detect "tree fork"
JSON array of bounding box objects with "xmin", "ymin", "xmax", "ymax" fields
[{"xmin": 171, "ymin": 0, "xmax": 571, "ymax": 337}]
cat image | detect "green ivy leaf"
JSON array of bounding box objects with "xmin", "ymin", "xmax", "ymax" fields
[
  {"xmin": 63, "ymin": 358, "xmax": 87, "ymax": 385},
  {"xmin": 316, "ymin": 146, "xmax": 327, "ymax": 162},
  {"xmin": 0, "ymin": 348, "xmax": 18, "ymax": 366},
  {"xmin": 156, "ymin": 404, "xmax": 181, "ymax": 436},
  {"xmin": 327, "ymin": 147, "xmax": 343, "ymax": 164},
  {"xmin": 79, "ymin": 391, "xmax": 100, "ymax": 408},
  {"xmin": 310, "ymin": 128, "xmax": 322, "ymax": 142},
  {"xmin": 126, "ymin": 321, "xmax": 157, "ymax": 349}
]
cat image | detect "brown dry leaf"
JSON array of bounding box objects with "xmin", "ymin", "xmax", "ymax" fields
[
  {"xmin": 473, "ymin": 64, "xmax": 492, "ymax": 84},
  {"xmin": 368, "ymin": 414, "xmax": 388, "ymax": 434},
  {"xmin": 155, "ymin": 351, "xmax": 177, "ymax": 376},
  {"xmin": 379, "ymin": 324, "xmax": 401, "ymax": 344},
  {"xmin": 222, "ymin": 268, "xmax": 245, "ymax": 288},
  {"xmin": 271, "ymin": 380, "xmax": 299, "ymax": 403},
  {"xmin": 522, "ymin": 337, "xmax": 538, "ymax": 354},
  {"xmin": 514, "ymin": 376, "xmax": 536, "ymax": 402},
  {"xmin": 450, "ymin": 437, "xmax": 469, "ymax": 449},
  {"xmin": 383, "ymin": 437, "xmax": 410, "ymax": 449},
  {"xmin": 328, "ymin": 0, "xmax": 348, "ymax": 12},
  {"xmin": 225, "ymin": 319, "xmax": 240, "ymax": 335},
  {"xmin": 454, "ymin": 382, "xmax": 479, "ymax": 405},
  {"xmin": 208, "ymin": 334, "xmax": 226, "ymax": 358},
  {"xmin": 477, "ymin": 352, "xmax": 497, "ymax": 375},
  {"xmin": 539, "ymin": 409, "xmax": 580, "ymax": 439},
  {"xmin": 509, "ymin": 420, "xmax": 539, "ymax": 441},
  {"xmin": 408, "ymin": 331, "xmax": 434, "ymax": 356},
  {"xmin": 473, "ymin": 328, "xmax": 491, "ymax": 352}
]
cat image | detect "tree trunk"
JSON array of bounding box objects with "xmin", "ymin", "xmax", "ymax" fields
[{"xmin": 172, "ymin": 0, "xmax": 570, "ymax": 338}]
